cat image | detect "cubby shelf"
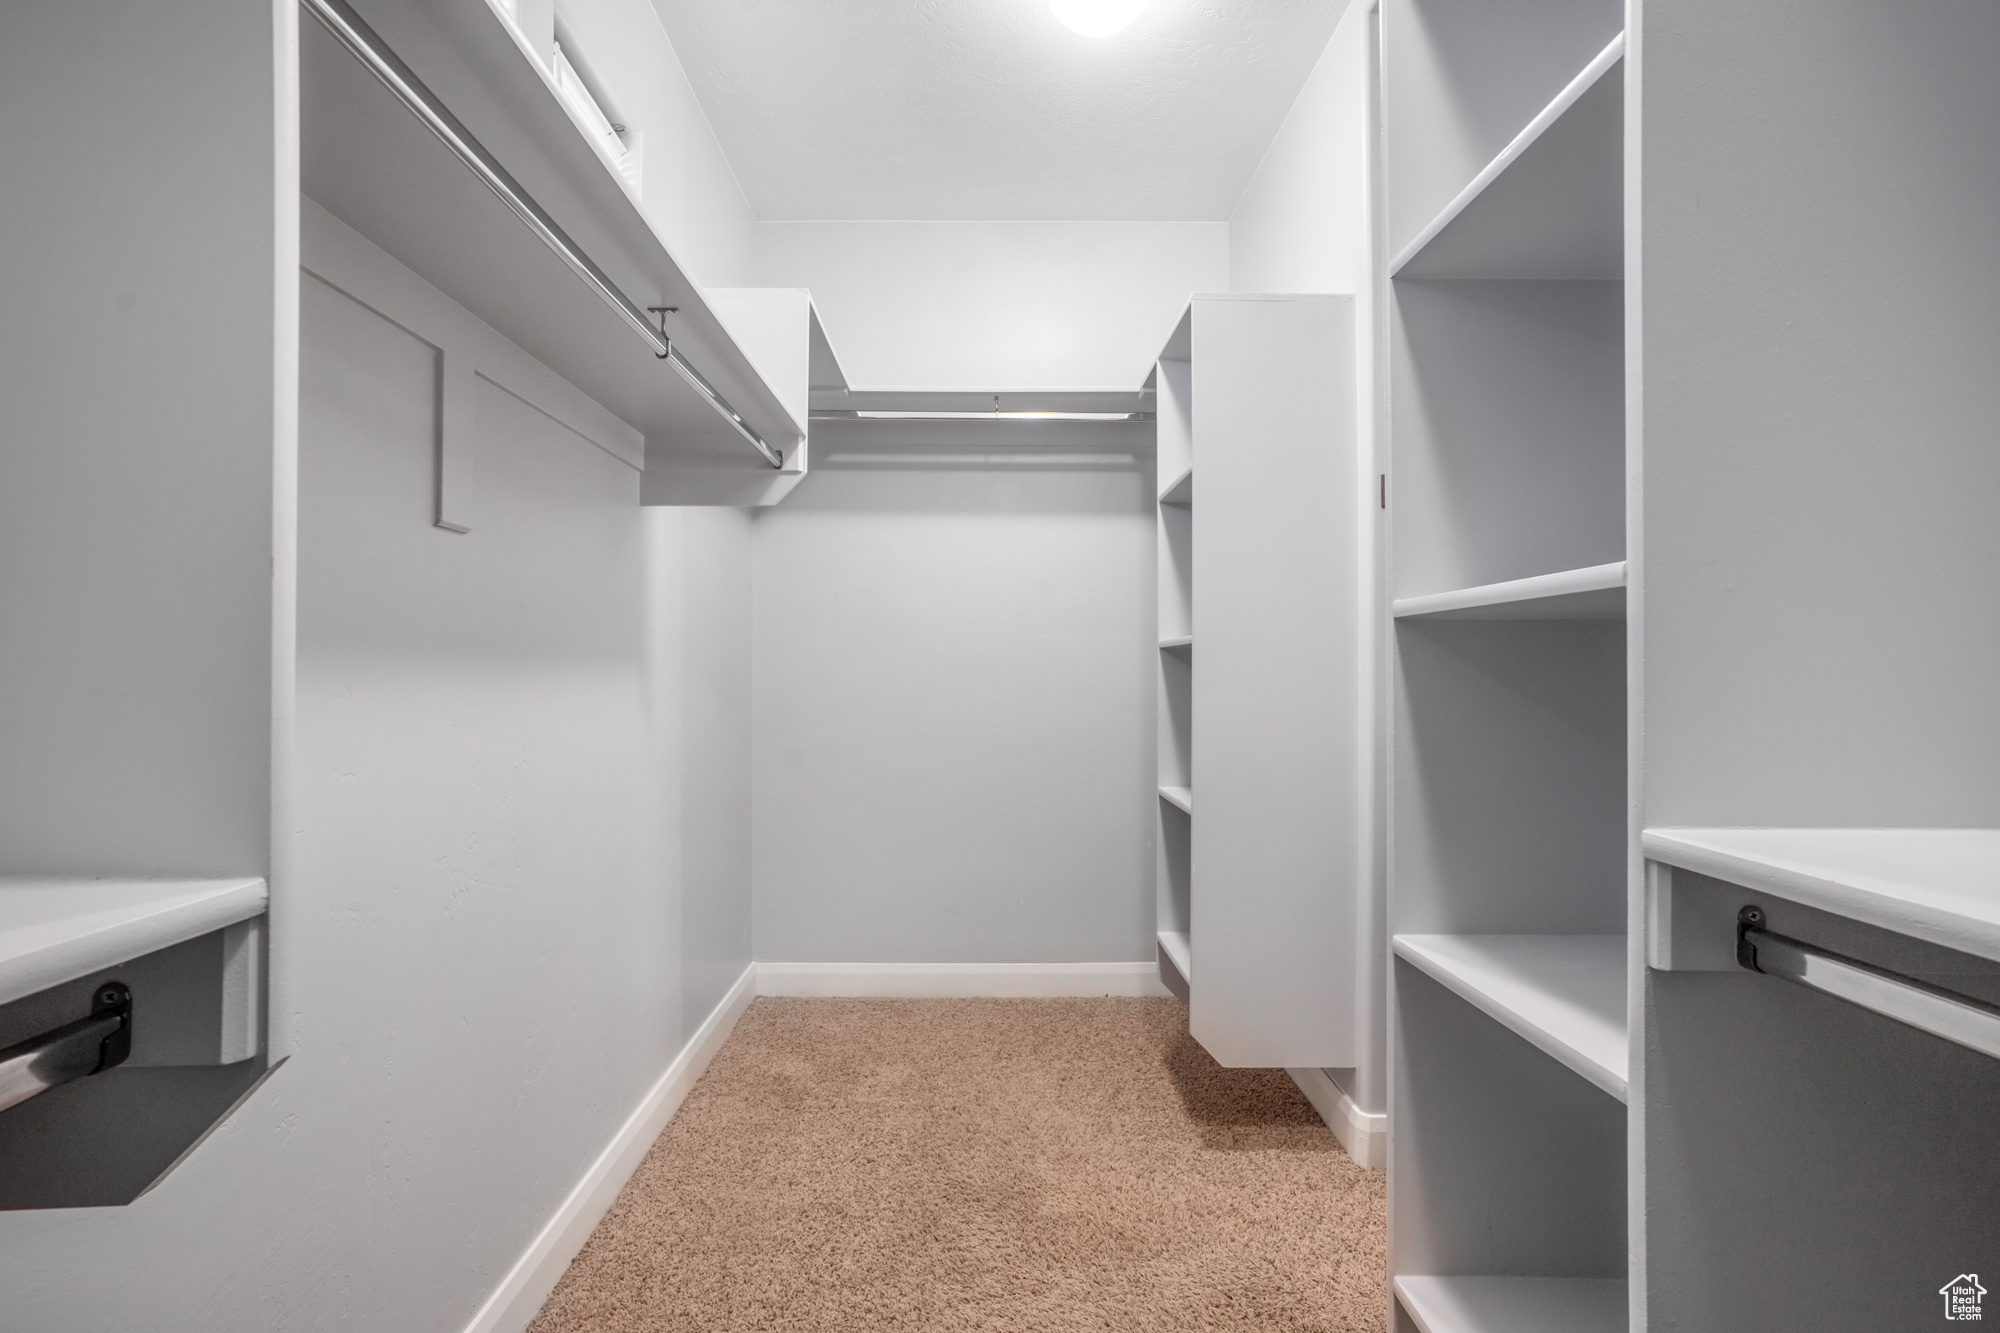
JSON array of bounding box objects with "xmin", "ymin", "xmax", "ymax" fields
[
  {"xmin": 1157, "ymin": 786, "xmax": 1193, "ymax": 816},
  {"xmin": 1643, "ymin": 828, "xmax": 2000, "ymax": 965},
  {"xmin": 0, "ymin": 878, "xmax": 269, "ymax": 1008},
  {"xmin": 1158, "ymin": 464, "xmax": 1193, "ymax": 507},
  {"xmin": 1158, "ymin": 634, "xmax": 1193, "ymax": 653},
  {"xmin": 1393, "ymin": 934, "xmax": 1628, "ymax": 1101},
  {"xmin": 1392, "ymin": 34, "xmax": 1625, "ymax": 280},
  {"xmin": 1157, "ymin": 929, "xmax": 1192, "ymax": 984},
  {"xmin": 1394, "ymin": 1275, "xmax": 1627, "ymax": 1333},
  {"xmin": 1393, "ymin": 562, "xmax": 1625, "ymax": 621}
]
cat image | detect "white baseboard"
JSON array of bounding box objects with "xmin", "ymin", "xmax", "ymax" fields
[
  {"xmin": 462, "ymin": 961, "xmax": 758, "ymax": 1333},
  {"xmin": 1287, "ymin": 1066, "xmax": 1387, "ymax": 1170},
  {"xmin": 755, "ymin": 960, "xmax": 1171, "ymax": 998}
]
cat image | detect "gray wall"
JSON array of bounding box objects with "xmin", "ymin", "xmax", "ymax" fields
[
  {"xmin": 0, "ymin": 234, "xmax": 753, "ymax": 1333},
  {"xmin": 749, "ymin": 423, "xmax": 1157, "ymax": 964}
]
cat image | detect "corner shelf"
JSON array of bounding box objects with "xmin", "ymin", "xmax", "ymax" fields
[
  {"xmin": 1394, "ymin": 1276, "xmax": 1627, "ymax": 1333},
  {"xmin": 1158, "ymin": 464, "xmax": 1193, "ymax": 506},
  {"xmin": 1394, "ymin": 562, "xmax": 1625, "ymax": 621},
  {"xmin": 1157, "ymin": 786, "xmax": 1193, "ymax": 816},
  {"xmin": 1393, "ymin": 934, "xmax": 1628, "ymax": 1101},
  {"xmin": 1643, "ymin": 828, "xmax": 2000, "ymax": 965},
  {"xmin": 1392, "ymin": 34, "xmax": 1625, "ymax": 280},
  {"xmin": 0, "ymin": 878, "xmax": 269, "ymax": 1008}
]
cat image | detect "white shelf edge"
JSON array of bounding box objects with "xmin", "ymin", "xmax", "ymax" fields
[
  {"xmin": 1158, "ymin": 635, "xmax": 1194, "ymax": 651},
  {"xmin": 1392, "ymin": 934, "xmax": 1628, "ymax": 1101},
  {"xmin": 0, "ymin": 878, "xmax": 270, "ymax": 1008},
  {"xmin": 1394, "ymin": 1275, "xmax": 1629, "ymax": 1333},
  {"xmin": 1389, "ymin": 31, "xmax": 1626, "ymax": 277},
  {"xmin": 1158, "ymin": 786, "xmax": 1193, "ymax": 816},
  {"xmin": 1157, "ymin": 929, "xmax": 1192, "ymax": 983},
  {"xmin": 1158, "ymin": 463, "xmax": 1193, "ymax": 506},
  {"xmin": 1393, "ymin": 561, "xmax": 1626, "ymax": 620},
  {"xmin": 1643, "ymin": 827, "xmax": 2000, "ymax": 965}
]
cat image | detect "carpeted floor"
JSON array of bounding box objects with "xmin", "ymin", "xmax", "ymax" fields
[{"xmin": 528, "ymin": 996, "xmax": 1386, "ymax": 1332}]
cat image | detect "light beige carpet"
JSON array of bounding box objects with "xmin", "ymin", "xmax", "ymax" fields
[{"xmin": 529, "ymin": 997, "xmax": 1386, "ymax": 1332}]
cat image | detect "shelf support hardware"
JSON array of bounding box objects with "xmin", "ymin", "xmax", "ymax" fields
[
  {"xmin": 300, "ymin": 0, "xmax": 783, "ymax": 470},
  {"xmin": 0, "ymin": 982, "xmax": 133, "ymax": 1114},
  {"xmin": 1738, "ymin": 906, "xmax": 2000, "ymax": 1062}
]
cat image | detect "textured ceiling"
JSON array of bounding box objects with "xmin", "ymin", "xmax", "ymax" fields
[{"xmin": 645, "ymin": 0, "xmax": 1345, "ymax": 221}]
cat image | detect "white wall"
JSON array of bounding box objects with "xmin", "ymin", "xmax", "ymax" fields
[
  {"xmin": 1225, "ymin": 2, "xmax": 1385, "ymax": 1116},
  {"xmin": 756, "ymin": 221, "xmax": 1227, "ymax": 388},
  {"xmin": 0, "ymin": 221, "xmax": 753, "ymax": 1333},
  {"xmin": 749, "ymin": 424, "xmax": 1156, "ymax": 963},
  {"xmin": 546, "ymin": 0, "xmax": 757, "ymax": 287}
]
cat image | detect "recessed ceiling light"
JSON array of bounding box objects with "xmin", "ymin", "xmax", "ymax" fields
[{"xmin": 1049, "ymin": 0, "xmax": 1149, "ymax": 39}]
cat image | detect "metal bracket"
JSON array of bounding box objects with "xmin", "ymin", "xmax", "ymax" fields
[
  {"xmin": 646, "ymin": 307, "xmax": 678, "ymax": 360},
  {"xmin": 1738, "ymin": 904, "xmax": 2000, "ymax": 1062},
  {"xmin": 0, "ymin": 981, "xmax": 133, "ymax": 1115}
]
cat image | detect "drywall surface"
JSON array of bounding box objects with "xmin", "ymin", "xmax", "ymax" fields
[
  {"xmin": 750, "ymin": 423, "xmax": 1156, "ymax": 963},
  {"xmin": 1228, "ymin": 5, "xmax": 1372, "ymax": 295},
  {"xmin": 756, "ymin": 221, "xmax": 1227, "ymax": 387},
  {"xmin": 0, "ymin": 245, "xmax": 749, "ymax": 1333},
  {"xmin": 545, "ymin": 0, "xmax": 756, "ymax": 287},
  {"xmin": 1225, "ymin": 2, "xmax": 1386, "ymax": 1114},
  {"xmin": 655, "ymin": 507, "xmax": 756, "ymax": 1026},
  {"xmin": 648, "ymin": 0, "xmax": 1345, "ymax": 220}
]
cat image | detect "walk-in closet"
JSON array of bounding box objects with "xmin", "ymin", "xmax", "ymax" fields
[{"xmin": 1, "ymin": 0, "xmax": 1994, "ymax": 1329}]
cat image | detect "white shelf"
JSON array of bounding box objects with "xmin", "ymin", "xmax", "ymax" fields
[
  {"xmin": 1158, "ymin": 634, "xmax": 1193, "ymax": 653},
  {"xmin": 1158, "ymin": 786, "xmax": 1193, "ymax": 816},
  {"xmin": 1394, "ymin": 562, "xmax": 1625, "ymax": 621},
  {"xmin": 1393, "ymin": 934, "xmax": 1628, "ymax": 1100},
  {"xmin": 1393, "ymin": 34, "xmax": 1624, "ymax": 280},
  {"xmin": 1158, "ymin": 464, "xmax": 1193, "ymax": 506},
  {"xmin": 1643, "ymin": 828, "xmax": 2000, "ymax": 965},
  {"xmin": 299, "ymin": 0, "xmax": 804, "ymax": 467},
  {"xmin": 0, "ymin": 878, "xmax": 269, "ymax": 1008},
  {"xmin": 1157, "ymin": 929, "xmax": 1192, "ymax": 984},
  {"xmin": 1395, "ymin": 1276, "xmax": 1627, "ymax": 1333}
]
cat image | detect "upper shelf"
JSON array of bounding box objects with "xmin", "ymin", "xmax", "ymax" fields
[
  {"xmin": 1394, "ymin": 562, "xmax": 1625, "ymax": 621},
  {"xmin": 0, "ymin": 878, "xmax": 268, "ymax": 1008},
  {"xmin": 1394, "ymin": 1276, "xmax": 1628, "ymax": 1333},
  {"xmin": 303, "ymin": 0, "xmax": 804, "ymax": 469},
  {"xmin": 1393, "ymin": 934, "xmax": 1628, "ymax": 1101},
  {"xmin": 1393, "ymin": 35, "xmax": 1624, "ymax": 281},
  {"xmin": 1643, "ymin": 828, "xmax": 2000, "ymax": 965}
]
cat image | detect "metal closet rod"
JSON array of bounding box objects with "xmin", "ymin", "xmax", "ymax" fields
[
  {"xmin": 300, "ymin": 0, "xmax": 783, "ymax": 470},
  {"xmin": 1738, "ymin": 907, "xmax": 2000, "ymax": 1062}
]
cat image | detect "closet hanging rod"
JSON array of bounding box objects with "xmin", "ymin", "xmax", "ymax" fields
[
  {"xmin": 1738, "ymin": 908, "xmax": 2000, "ymax": 1062},
  {"xmin": 299, "ymin": 0, "xmax": 783, "ymax": 469}
]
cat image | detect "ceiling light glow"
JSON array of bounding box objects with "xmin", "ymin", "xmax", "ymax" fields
[{"xmin": 1049, "ymin": 0, "xmax": 1149, "ymax": 39}]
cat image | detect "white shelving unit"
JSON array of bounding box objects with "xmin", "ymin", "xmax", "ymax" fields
[
  {"xmin": 1394, "ymin": 1276, "xmax": 1627, "ymax": 1333},
  {"xmin": 301, "ymin": 0, "xmax": 822, "ymax": 504},
  {"xmin": 1384, "ymin": 0, "xmax": 1629, "ymax": 1324},
  {"xmin": 1, "ymin": 0, "xmax": 827, "ymax": 1211},
  {"xmin": 1151, "ymin": 295, "xmax": 1361, "ymax": 1069},
  {"xmin": 1392, "ymin": 935, "xmax": 1626, "ymax": 1100},
  {"xmin": 1390, "ymin": 1, "xmax": 2000, "ymax": 1329},
  {"xmin": 1393, "ymin": 562, "xmax": 1624, "ymax": 621}
]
